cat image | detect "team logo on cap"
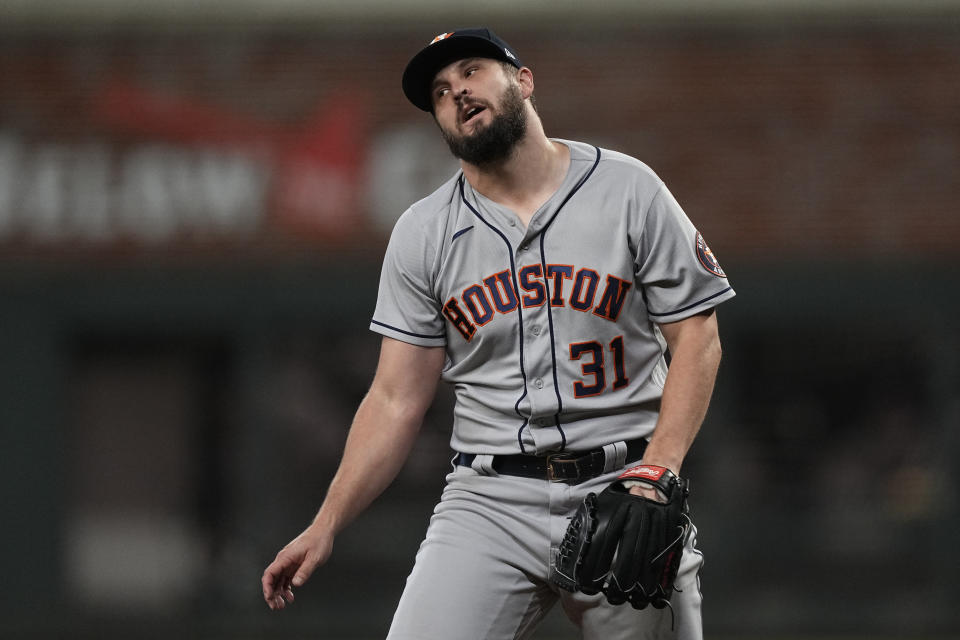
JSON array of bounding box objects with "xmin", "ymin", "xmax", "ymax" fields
[
  {"xmin": 430, "ymin": 32, "xmax": 454, "ymax": 44},
  {"xmin": 696, "ymin": 232, "xmax": 726, "ymax": 277}
]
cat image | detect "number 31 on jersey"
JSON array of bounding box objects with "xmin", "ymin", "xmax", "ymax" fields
[{"xmin": 569, "ymin": 336, "xmax": 629, "ymax": 398}]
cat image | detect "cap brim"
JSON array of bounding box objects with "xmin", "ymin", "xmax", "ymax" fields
[{"xmin": 402, "ymin": 36, "xmax": 519, "ymax": 111}]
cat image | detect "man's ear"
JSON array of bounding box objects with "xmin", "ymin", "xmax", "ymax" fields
[{"xmin": 516, "ymin": 66, "xmax": 535, "ymax": 100}]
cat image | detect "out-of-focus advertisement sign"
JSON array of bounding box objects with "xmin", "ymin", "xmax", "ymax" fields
[
  {"xmin": 2, "ymin": 32, "xmax": 957, "ymax": 261},
  {"xmin": 0, "ymin": 41, "xmax": 383, "ymax": 256}
]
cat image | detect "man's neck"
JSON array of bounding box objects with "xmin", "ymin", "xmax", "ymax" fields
[{"xmin": 460, "ymin": 121, "xmax": 570, "ymax": 225}]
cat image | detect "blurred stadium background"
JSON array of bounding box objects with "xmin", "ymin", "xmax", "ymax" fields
[{"xmin": 1, "ymin": 1, "xmax": 958, "ymax": 638}]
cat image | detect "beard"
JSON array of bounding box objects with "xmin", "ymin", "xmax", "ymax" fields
[{"xmin": 439, "ymin": 82, "xmax": 528, "ymax": 167}]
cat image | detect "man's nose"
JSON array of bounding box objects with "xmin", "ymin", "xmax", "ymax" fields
[{"xmin": 453, "ymin": 87, "xmax": 470, "ymax": 103}]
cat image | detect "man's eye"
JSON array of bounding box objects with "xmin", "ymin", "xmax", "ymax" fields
[{"xmin": 465, "ymin": 68, "xmax": 477, "ymax": 77}]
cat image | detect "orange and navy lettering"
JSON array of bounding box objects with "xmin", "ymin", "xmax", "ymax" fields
[
  {"xmin": 546, "ymin": 265, "xmax": 574, "ymax": 307},
  {"xmin": 442, "ymin": 298, "xmax": 476, "ymax": 341},
  {"xmin": 442, "ymin": 264, "xmax": 632, "ymax": 341},
  {"xmin": 518, "ymin": 265, "xmax": 546, "ymax": 307},
  {"xmin": 569, "ymin": 335, "xmax": 630, "ymax": 398},
  {"xmin": 593, "ymin": 274, "xmax": 632, "ymax": 322},
  {"xmin": 483, "ymin": 270, "xmax": 519, "ymax": 313},
  {"xmin": 569, "ymin": 340, "xmax": 606, "ymax": 397},
  {"xmin": 569, "ymin": 268, "xmax": 600, "ymax": 311},
  {"xmin": 463, "ymin": 284, "xmax": 495, "ymax": 326}
]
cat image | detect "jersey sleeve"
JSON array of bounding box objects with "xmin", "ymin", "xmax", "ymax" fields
[
  {"xmin": 369, "ymin": 208, "xmax": 447, "ymax": 347},
  {"xmin": 635, "ymin": 184, "xmax": 735, "ymax": 323}
]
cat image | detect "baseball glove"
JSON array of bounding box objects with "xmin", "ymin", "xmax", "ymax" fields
[{"xmin": 550, "ymin": 465, "xmax": 690, "ymax": 610}]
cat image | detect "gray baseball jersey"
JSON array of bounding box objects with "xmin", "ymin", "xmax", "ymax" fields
[{"xmin": 370, "ymin": 139, "xmax": 735, "ymax": 456}]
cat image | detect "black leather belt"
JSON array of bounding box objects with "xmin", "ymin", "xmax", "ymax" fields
[{"xmin": 455, "ymin": 438, "xmax": 648, "ymax": 484}]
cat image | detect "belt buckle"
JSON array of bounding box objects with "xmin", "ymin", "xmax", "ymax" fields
[{"xmin": 546, "ymin": 452, "xmax": 580, "ymax": 483}]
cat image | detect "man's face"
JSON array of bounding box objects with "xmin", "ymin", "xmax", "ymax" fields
[{"xmin": 430, "ymin": 58, "xmax": 527, "ymax": 166}]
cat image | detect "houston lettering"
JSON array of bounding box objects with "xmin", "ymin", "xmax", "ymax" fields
[{"xmin": 443, "ymin": 266, "xmax": 632, "ymax": 341}]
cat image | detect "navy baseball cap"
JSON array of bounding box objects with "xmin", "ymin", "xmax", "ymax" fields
[{"xmin": 402, "ymin": 27, "xmax": 523, "ymax": 111}]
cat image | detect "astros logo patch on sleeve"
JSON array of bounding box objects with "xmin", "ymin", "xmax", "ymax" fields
[{"xmin": 696, "ymin": 232, "xmax": 726, "ymax": 277}]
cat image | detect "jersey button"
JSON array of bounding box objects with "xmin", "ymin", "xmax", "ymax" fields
[
  {"xmin": 531, "ymin": 326, "xmax": 541, "ymax": 336},
  {"xmin": 534, "ymin": 378, "xmax": 544, "ymax": 389}
]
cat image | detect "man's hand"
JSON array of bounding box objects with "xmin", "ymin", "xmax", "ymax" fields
[
  {"xmin": 627, "ymin": 483, "xmax": 666, "ymax": 502},
  {"xmin": 625, "ymin": 461, "xmax": 677, "ymax": 502},
  {"xmin": 261, "ymin": 526, "xmax": 333, "ymax": 610},
  {"xmin": 260, "ymin": 339, "xmax": 445, "ymax": 611},
  {"xmin": 550, "ymin": 465, "xmax": 690, "ymax": 609}
]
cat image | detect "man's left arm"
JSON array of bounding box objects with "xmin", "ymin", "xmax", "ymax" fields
[{"xmin": 638, "ymin": 309, "xmax": 722, "ymax": 486}]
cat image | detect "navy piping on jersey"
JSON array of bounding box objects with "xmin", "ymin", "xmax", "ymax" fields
[
  {"xmin": 535, "ymin": 145, "xmax": 602, "ymax": 451},
  {"xmin": 370, "ymin": 319, "xmax": 445, "ymax": 340},
  {"xmin": 646, "ymin": 286, "xmax": 733, "ymax": 318},
  {"xmin": 456, "ymin": 146, "xmax": 601, "ymax": 454},
  {"xmin": 451, "ymin": 225, "xmax": 474, "ymax": 242},
  {"xmin": 457, "ymin": 175, "xmax": 532, "ymax": 453}
]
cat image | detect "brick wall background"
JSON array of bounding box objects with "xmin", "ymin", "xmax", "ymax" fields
[{"xmin": 2, "ymin": 25, "xmax": 957, "ymax": 259}]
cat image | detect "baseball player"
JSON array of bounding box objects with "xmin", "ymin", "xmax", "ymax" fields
[{"xmin": 262, "ymin": 28, "xmax": 735, "ymax": 640}]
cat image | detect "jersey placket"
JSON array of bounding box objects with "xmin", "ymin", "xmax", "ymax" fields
[
  {"xmin": 515, "ymin": 217, "xmax": 565, "ymax": 453},
  {"xmin": 512, "ymin": 148, "xmax": 602, "ymax": 453},
  {"xmin": 459, "ymin": 185, "xmax": 553, "ymax": 453}
]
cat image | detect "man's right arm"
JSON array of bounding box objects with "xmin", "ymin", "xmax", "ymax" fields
[{"xmin": 261, "ymin": 336, "xmax": 446, "ymax": 610}]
